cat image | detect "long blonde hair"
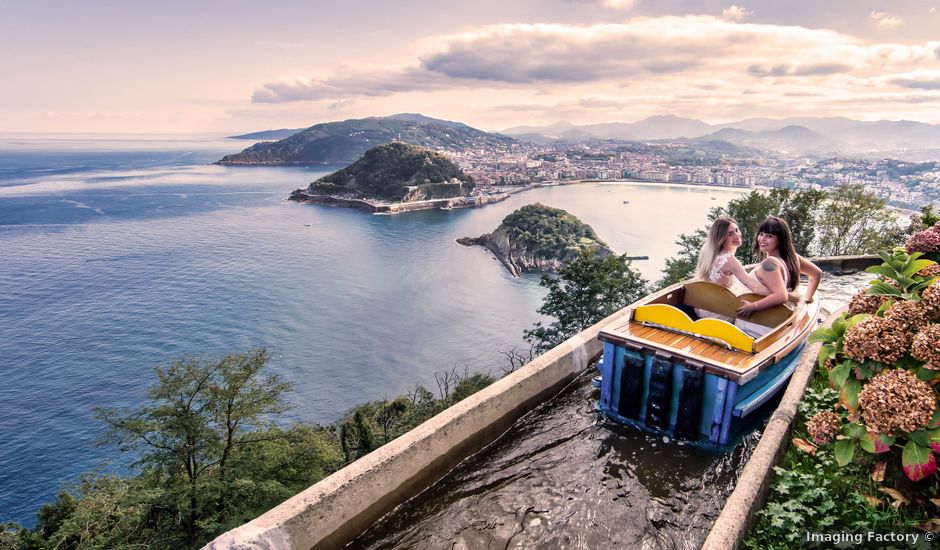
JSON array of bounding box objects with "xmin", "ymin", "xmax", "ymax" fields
[{"xmin": 695, "ymin": 216, "xmax": 737, "ymax": 280}]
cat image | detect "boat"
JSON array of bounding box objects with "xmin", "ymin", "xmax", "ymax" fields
[{"xmin": 596, "ymin": 279, "xmax": 820, "ymax": 445}]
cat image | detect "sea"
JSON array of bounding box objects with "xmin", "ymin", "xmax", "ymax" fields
[{"xmin": 0, "ymin": 134, "xmax": 746, "ymax": 526}]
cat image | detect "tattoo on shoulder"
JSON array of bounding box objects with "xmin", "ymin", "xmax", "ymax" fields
[{"xmin": 761, "ymin": 260, "xmax": 777, "ymax": 272}]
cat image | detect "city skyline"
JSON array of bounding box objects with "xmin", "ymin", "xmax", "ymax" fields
[{"xmin": 4, "ymin": 0, "xmax": 940, "ymax": 134}]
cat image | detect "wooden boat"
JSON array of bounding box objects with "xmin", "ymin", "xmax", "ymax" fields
[{"xmin": 596, "ymin": 279, "xmax": 820, "ymax": 445}]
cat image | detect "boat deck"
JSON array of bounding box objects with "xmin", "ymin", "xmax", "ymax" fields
[{"xmin": 598, "ymin": 282, "xmax": 820, "ymax": 383}]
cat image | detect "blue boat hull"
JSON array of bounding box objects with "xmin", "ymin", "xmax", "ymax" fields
[{"xmin": 596, "ymin": 340, "xmax": 807, "ymax": 445}]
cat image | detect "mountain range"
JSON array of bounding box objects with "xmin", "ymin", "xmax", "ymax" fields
[{"xmin": 502, "ymin": 115, "xmax": 940, "ymax": 158}]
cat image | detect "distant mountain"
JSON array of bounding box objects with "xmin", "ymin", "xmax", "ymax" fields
[
  {"xmin": 295, "ymin": 142, "xmax": 474, "ymax": 203},
  {"xmin": 227, "ymin": 128, "xmax": 303, "ymax": 141},
  {"xmin": 218, "ymin": 114, "xmax": 513, "ymax": 166},
  {"xmin": 502, "ymin": 116, "xmax": 940, "ymax": 158},
  {"xmin": 503, "ymin": 116, "xmax": 713, "ymax": 141},
  {"xmin": 694, "ymin": 125, "xmax": 839, "ymax": 154}
]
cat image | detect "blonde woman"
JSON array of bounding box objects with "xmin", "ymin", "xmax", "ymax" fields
[{"xmin": 693, "ymin": 216, "xmax": 767, "ymax": 321}]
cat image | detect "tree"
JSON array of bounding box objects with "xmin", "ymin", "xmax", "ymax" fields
[
  {"xmin": 95, "ymin": 349, "xmax": 292, "ymax": 547},
  {"xmin": 768, "ymin": 188, "xmax": 827, "ymax": 255},
  {"xmin": 524, "ymin": 250, "xmax": 648, "ymax": 353},
  {"xmin": 656, "ymin": 228, "xmax": 706, "ymax": 289},
  {"xmin": 815, "ymin": 184, "xmax": 903, "ymax": 256}
]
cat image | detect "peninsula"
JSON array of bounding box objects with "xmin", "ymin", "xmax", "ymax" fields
[
  {"xmin": 289, "ymin": 142, "xmax": 490, "ymax": 213},
  {"xmin": 217, "ymin": 113, "xmax": 513, "ymax": 166},
  {"xmin": 458, "ymin": 203, "xmax": 612, "ymax": 276}
]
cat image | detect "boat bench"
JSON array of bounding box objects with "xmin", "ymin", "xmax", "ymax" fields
[{"xmin": 669, "ymin": 281, "xmax": 793, "ymax": 329}]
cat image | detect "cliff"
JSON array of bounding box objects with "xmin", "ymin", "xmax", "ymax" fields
[
  {"xmin": 217, "ymin": 113, "xmax": 513, "ymax": 166},
  {"xmin": 290, "ymin": 142, "xmax": 474, "ymax": 204},
  {"xmin": 458, "ymin": 203, "xmax": 611, "ymax": 276}
]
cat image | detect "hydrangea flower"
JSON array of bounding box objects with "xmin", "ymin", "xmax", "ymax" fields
[
  {"xmin": 806, "ymin": 411, "xmax": 841, "ymax": 444},
  {"xmin": 858, "ymin": 369, "xmax": 936, "ymax": 435},
  {"xmin": 843, "ymin": 316, "xmax": 912, "ymax": 365},
  {"xmin": 912, "ymin": 325, "xmax": 940, "ymax": 370},
  {"xmin": 847, "ymin": 289, "xmax": 892, "ymax": 316},
  {"xmin": 915, "ymin": 263, "xmax": 940, "ymax": 279},
  {"xmin": 905, "ymin": 229, "xmax": 940, "ymax": 254},
  {"xmin": 921, "ymin": 280, "xmax": 940, "ymax": 315},
  {"xmin": 884, "ymin": 299, "xmax": 933, "ymax": 333}
]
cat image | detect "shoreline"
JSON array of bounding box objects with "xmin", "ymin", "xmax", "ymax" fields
[{"xmin": 288, "ymin": 178, "xmax": 754, "ymax": 215}]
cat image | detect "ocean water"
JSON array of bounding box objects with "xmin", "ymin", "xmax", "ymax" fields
[{"xmin": 0, "ymin": 136, "xmax": 744, "ymax": 525}]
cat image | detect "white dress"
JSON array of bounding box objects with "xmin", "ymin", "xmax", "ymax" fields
[{"xmin": 694, "ymin": 252, "xmax": 745, "ymax": 323}]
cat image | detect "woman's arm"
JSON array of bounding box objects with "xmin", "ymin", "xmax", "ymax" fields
[
  {"xmin": 737, "ymin": 258, "xmax": 788, "ymax": 316},
  {"xmin": 724, "ymin": 256, "xmax": 767, "ymax": 294},
  {"xmin": 798, "ymin": 255, "xmax": 823, "ymax": 303}
]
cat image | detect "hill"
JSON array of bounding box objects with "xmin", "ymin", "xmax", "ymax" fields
[
  {"xmin": 458, "ymin": 203, "xmax": 611, "ymax": 276},
  {"xmin": 217, "ymin": 113, "xmax": 513, "ymax": 166},
  {"xmin": 293, "ymin": 142, "xmax": 474, "ymax": 204}
]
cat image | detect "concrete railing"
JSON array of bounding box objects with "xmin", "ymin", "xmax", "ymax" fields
[{"xmin": 206, "ymin": 309, "xmax": 627, "ymax": 549}]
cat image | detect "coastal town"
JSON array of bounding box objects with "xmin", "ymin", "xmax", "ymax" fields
[{"xmin": 447, "ymin": 139, "xmax": 940, "ymax": 209}]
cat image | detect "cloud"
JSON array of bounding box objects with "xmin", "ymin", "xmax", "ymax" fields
[
  {"xmin": 887, "ymin": 71, "xmax": 940, "ymax": 90},
  {"xmin": 870, "ymin": 11, "xmax": 903, "ymax": 29},
  {"xmin": 721, "ymin": 5, "xmax": 751, "ymax": 21},
  {"xmin": 252, "ymin": 67, "xmax": 455, "ymax": 103},
  {"xmin": 249, "ymin": 14, "xmax": 940, "ymax": 125},
  {"xmin": 564, "ymin": 0, "xmax": 635, "ymax": 9},
  {"xmin": 747, "ymin": 63, "xmax": 853, "ymax": 77}
]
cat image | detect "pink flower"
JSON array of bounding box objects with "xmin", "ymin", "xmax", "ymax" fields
[{"xmin": 905, "ymin": 230, "xmax": 940, "ymax": 254}]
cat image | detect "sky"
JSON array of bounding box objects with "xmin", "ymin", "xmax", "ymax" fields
[{"xmin": 3, "ymin": 0, "xmax": 940, "ymax": 134}]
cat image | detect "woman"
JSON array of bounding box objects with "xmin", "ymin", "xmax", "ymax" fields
[
  {"xmin": 736, "ymin": 216, "xmax": 822, "ymax": 334},
  {"xmin": 694, "ymin": 216, "xmax": 768, "ymax": 321}
]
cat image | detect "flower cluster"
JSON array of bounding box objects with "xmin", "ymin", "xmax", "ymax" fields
[
  {"xmin": 847, "ymin": 289, "xmax": 892, "ymax": 316},
  {"xmin": 905, "ymin": 225, "xmax": 940, "ymax": 255},
  {"xmin": 858, "ymin": 369, "xmax": 937, "ymax": 435},
  {"xmin": 912, "ymin": 325, "xmax": 940, "ymax": 370},
  {"xmin": 843, "ymin": 316, "xmax": 912, "ymax": 365},
  {"xmin": 916, "ymin": 263, "xmax": 940, "ymax": 279},
  {"xmin": 921, "ymin": 280, "xmax": 940, "ymax": 315},
  {"xmin": 806, "ymin": 411, "xmax": 841, "ymax": 444},
  {"xmin": 885, "ymin": 299, "xmax": 933, "ymax": 333}
]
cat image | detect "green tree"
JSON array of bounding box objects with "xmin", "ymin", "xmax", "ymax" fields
[
  {"xmin": 657, "ymin": 228, "xmax": 706, "ymax": 289},
  {"xmin": 768, "ymin": 188, "xmax": 827, "ymax": 255},
  {"xmin": 524, "ymin": 250, "xmax": 648, "ymax": 353},
  {"xmin": 815, "ymin": 184, "xmax": 903, "ymax": 256},
  {"xmin": 95, "ymin": 349, "xmax": 292, "ymax": 547}
]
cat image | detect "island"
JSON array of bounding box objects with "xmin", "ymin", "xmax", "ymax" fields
[
  {"xmin": 458, "ymin": 203, "xmax": 612, "ymax": 277},
  {"xmin": 288, "ymin": 142, "xmax": 504, "ymax": 213}
]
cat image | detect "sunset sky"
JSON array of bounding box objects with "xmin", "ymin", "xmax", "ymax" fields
[{"xmin": 4, "ymin": 0, "xmax": 940, "ymax": 134}]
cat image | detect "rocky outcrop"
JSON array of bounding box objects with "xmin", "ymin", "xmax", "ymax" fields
[{"xmin": 458, "ymin": 204, "xmax": 611, "ymax": 277}]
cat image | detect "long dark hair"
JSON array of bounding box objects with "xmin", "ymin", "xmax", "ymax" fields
[{"xmin": 753, "ymin": 216, "xmax": 799, "ymax": 290}]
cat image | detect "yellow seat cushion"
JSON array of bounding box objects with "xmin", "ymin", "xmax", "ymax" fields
[{"xmin": 633, "ymin": 303, "xmax": 755, "ymax": 353}]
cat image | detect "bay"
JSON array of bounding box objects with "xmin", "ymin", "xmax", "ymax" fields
[{"xmin": 0, "ymin": 136, "xmax": 744, "ymax": 525}]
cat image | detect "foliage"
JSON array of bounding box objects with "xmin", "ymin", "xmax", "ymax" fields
[
  {"xmin": 12, "ymin": 349, "xmax": 502, "ymax": 548},
  {"xmin": 806, "ymin": 250, "xmax": 940, "ymax": 481},
  {"xmin": 499, "ymin": 203, "xmax": 607, "ymax": 260},
  {"xmin": 864, "ymin": 248, "xmax": 936, "ymax": 300},
  {"xmin": 815, "ymin": 184, "xmax": 903, "ymax": 256},
  {"xmin": 745, "ymin": 447, "xmax": 914, "ymax": 549},
  {"xmin": 525, "ymin": 249, "xmax": 648, "ymax": 353},
  {"xmin": 656, "ymin": 228, "xmax": 706, "ymax": 289}
]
